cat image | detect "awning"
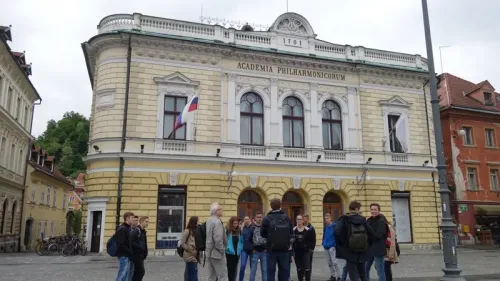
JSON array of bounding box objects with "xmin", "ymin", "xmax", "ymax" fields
[{"xmin": 475, "ymin": 205, "xmax": 500, "ymax": 216}]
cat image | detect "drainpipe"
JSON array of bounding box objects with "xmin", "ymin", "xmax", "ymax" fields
[
  {"xmin": 116, "ymin": 34, "xmax": 132, "ymax": 228},
  {"xmin": 19, "ymin": 100, "xmax": 41, "ymax": 251},
  {"xmin": 424, "ymin": 79, "xmax": 442, "ymax": 249}
]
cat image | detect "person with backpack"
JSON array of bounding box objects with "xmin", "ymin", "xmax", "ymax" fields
[
  {"xmin": 206, "ymin": 202, "xmax": 228, "ymax": 281},
  {"xmin": 261, "ymin": 198, "xmax": 294, "ymax": 281},
  {"xmin": 130, "ymin": 216, "xmax": 149, "ymax": 281},
  {"xmin": 114, "ymin": 212, "xmax": 135, "ymax": 281},
  {"xmin": 323, "ymin": 213, "xmax": 341, "ymax": 281},
  {"xmin": 365, "ymin": 203, "xmax": 388, "ymax": 281},
  {"xmin": 182, "ymin": 216, "xmax": 199, "ymax": 281},
  {"xmin": 383, "ymin": 219, "xmax": 400, "ymax": 281},
  {"xmin": 240, "ymin": 215, "xmax": 253, "ymax": 281},
  {"xmin": 226, "ymin": 216, "xmax": 244, "ymax": 281},
  {"xmin": 334, "ymin": 201, "xmax": 378, "ymax": 281},
  {"xmin": 292, "ymin": 214, "xmax": 315, "ymax": 281},
  {"xmin": 250, "ymin": 212, "xmax": 267, "ymax": 281}
]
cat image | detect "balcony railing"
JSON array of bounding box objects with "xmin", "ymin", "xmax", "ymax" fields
[{"xmin": 97, "ymin": 13, "xmax": 428, "ymax": 72}]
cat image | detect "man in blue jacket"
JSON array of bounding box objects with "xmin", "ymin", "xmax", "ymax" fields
[{"xmin": 323, "ymin": 213, "xmax": 341, "ymax": 281}]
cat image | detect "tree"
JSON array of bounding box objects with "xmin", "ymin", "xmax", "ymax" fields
[
  {"xmin": 71, "ymin": 210, "xmax": 83, "ymax": 236},
  {"xmin": 36, "ymin": 111, "xmax": 89, "ymax": 177}
]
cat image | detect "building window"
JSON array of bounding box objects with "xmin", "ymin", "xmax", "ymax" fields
[
  {"xmin": 6, "ymin": 87, "xmax": 12, "ymax": 112},
  {"xmin": 467, "ymin": 167, "xmax": 479, "ymax": 191},
  {"xmin": 282, "ymin": 97, "xmax": 304, "ymax": 148},
  {"xmin": 69, "ymin": 196, "xmax": 75, "ymax": 202},
  {"xmin": 156, "ymin": 186, "xmax": 186, "ymax": 249},
  {"xmin": 41, "ymin": 192, "xmax": 45, "ymax": 204},
  {"xmin": 321, "ymin": 100, "xmax": 342, "ymax": 150},
  {"xmin": 24, "ymin": 106, "xmax": 29, "ymax": 128},
  {"xmin": 16, "ymin": 97, "xmax": 21, "ymax": 120},
  {"xmin": 387, "ymin": 115, "xmax": 407, "ymax": 153},
  {"xmin": 43, "ymin": 222, "xmax": 47, "ymax": 238},
  {"xmin": 37, "ymin": 221, "xmax": 42, "ymax": 238},
  {"xmin": 0, "ymin": 75, "xmax": 3, "ymax": 101},
  {"xmin": 10, "ymin": 144, "xmax": 15, "ymax": 171},
  {"xmin": 1, "ymin": 199, "xmax": 8, "ymax": 234},
  {"xmin": 163, "ymin": 96, "xmax": 187, "ymax": 140},
  {"xmin": 50, "ymin": 221, "xmax": 54, "ymax": 236},
  {"xmin": 0, "ymin": 137, "xmax": 6, "ymax": 167},
  {"xmin": 490, "ymin": 169, "xmax": 499, "ymax": 191},
  {"xmin": 240, "ymin": 93, "xmax": 264, "ymax": 145},
  {"xmin": 19, "ymin": 150, "xmax": 23, "ymax": 173},
  {"xmin": 485, "ymin": 129, "xmax": 496, "ymax": 147},
  {"xmin": 10, "ymin": 201, "xmax": 17, "ymax": 233},
  {"xmin": 463, "ymin": 127, "xmax": 474, "ymax": 145},
  {"xmin": 63, "ymin": 194, "xmax": 67, "ymax": 209},
  {"xmin": 31, "ymin": 186, "xmax": 36, "ymax": 202},
  {"xmin": 53, "ymin": 190, "xmax": 57, "ymax": 207},
  {"xmin": 46, "ymin": 187, "xmax": 50, "ymax": 205},
  {"xmin": 484, "ymin": 92, "xmax": 493, "ymax": 105}
]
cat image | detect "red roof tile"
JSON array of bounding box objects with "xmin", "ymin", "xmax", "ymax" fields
[{"xmin": 438, "ymin": 73, "xmax": 500, "ymax": 112}]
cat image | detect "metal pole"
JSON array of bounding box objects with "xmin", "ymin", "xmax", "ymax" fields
[{"xmin": 420, "ymin": 1, "xmax": 465, "ymax": 280}]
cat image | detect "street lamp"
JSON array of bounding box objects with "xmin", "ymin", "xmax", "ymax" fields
[{"xmin": 421, "ymin": 0, "xmax": 465, "ymax": 280}]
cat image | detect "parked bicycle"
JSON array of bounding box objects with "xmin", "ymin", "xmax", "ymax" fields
[
  {"xmin": 61, "ymin": 235, "xmax": 87, "ymax": 256},
  {"xmin": 35, "ymin": 234, "xmax": 87, "ymax": 256}
]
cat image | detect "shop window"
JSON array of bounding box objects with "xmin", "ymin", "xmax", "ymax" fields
[{"xmin": 156, "ymin": 185, "xmax": 186, "ymax": 249}]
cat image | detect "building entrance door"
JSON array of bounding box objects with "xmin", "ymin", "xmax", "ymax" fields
[
  {"xmin": 24, "ymin": 219, "xmax": 33, "ymax": 250},
  {"xmin": 391, "ymin": 193, "xmax": 412, "ymax": 243},
  {"xmin": 90, "ymin": 211, "xmax": 102, "ymax": 252},
  {"xmin": 323, "ymin": 192, "xmax": 343, "ymax": 222},
  {"xmin": 237, "ymin": 190, "xmax": 262, "ymax": 219}
]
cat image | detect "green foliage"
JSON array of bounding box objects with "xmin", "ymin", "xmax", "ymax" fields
[
  {"xmin": 36, "ymin": 111, "xmax": 90, "ymax": 177},
  {"xmin": 71, "ymin": 210, "xmax": 83, "ymax": 235}
]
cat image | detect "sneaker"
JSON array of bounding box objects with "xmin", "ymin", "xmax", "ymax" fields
[{"xmin": 327, "ymin": 277, "xmax": 335, "ymax": 281}]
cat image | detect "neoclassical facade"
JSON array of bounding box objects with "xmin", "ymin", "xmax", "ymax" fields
[
  {"xmin": 82, "ymin": 12, "xmax": 439, "ymax": 253},
  {"xmin": 0, "ymin": 26, "xmax": 41, "ymax": 252}
]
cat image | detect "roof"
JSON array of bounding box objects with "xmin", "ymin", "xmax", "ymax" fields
[
  {"xmin": 438, "ymin": 73, "xmax": 500, "ymax": 113},
  {"xmin": 28, "ymin": 145, "xmax": 73, "ymax": 187}
]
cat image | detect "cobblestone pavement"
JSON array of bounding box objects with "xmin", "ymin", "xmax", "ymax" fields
[{"xmin": 0, "ymin": 248, "xmax": 499, "ymax": 281}]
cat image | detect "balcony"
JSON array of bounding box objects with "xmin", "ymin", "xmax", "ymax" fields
[{"xmin": 97, "ymin": 13, "xmax": 428, "ymax": 72}]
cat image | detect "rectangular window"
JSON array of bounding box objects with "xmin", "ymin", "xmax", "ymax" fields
[
  {"xmin": 50, "ymin": 221, "xmax": 54, "ymax": 236},
  {"xmin": 0, "ymin": 75, "xmax": 3, "ymax": 101},
  {"xmin": 31, "ymin": 186, "xmax": 36, "ymax": 202},
  {"xmin": 69, "ymin": 196, "xmax": 75, "ymax": 202},
  {"xmin": 484, "ymin": 92, "xmax": 493, "ymax": 105},
  {"xmin": 10, "ymin": 144, "xmax": 15, "ymax": 171},
  {"xmin": 485, "ymin": 129, "xmax": 496, "ymax": 147},
  {"xmin": 490, "ymin": 169, "xmax": 499, "ymax": 191},
  {"xmin": 6, "ymin": 87, "xmax": 13, "ymax": 112},
  {"xmin": 387, "ymin": 114, "xmax": 406, "ymax": 153},
  {"xmin": 16, "ymin": 97, "xmax": 21, "ymax": 120},
  {"xmin": 24, "ymin": 106, "xmax": 29, "ymax": 128},
  {"xmin": 463, "ymin": 127, "xmax": 474, "ymax": 145},
  {"xmin": 0, "ymin": 137, "xmax": 6, "ymax": 167},
  {"xmin": 63, "ymin": 194, "xmax": 67, "ymax": 208},
  {"xmin": 37, "ymin": 221, "xmax": 42, "ymax": 238},
  {"xmin": 467, "ymin": 167, "xmax": 479, "ymax": 191},
  {"xmin": 19, "ymin": 150, "xmax": 23, "ymax": 173},
  {"xmin": 156, "ymin": 185, "xmax": 186, "ymax": 249},
  {"xmin": 43, "ymin": 222, "xmax": 47, "ymax": 238},
  {"xmin": 163, "ymin": 96, "xmax": 187, "ymax": 140},
  {"xmin": 53, "ymin": 190, "xmax": 57, "ymax": 207},
  {"xmin": 41, "ymin": 191, "xmax": 45, "ymax": 204},
  {"xmin": 46, "ymin": 187, "xmax": 51, "ymax": 205}
]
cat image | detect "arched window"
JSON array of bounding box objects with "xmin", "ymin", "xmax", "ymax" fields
[
  {"xmin": 282, "ymin": 97, "xmax": 304, "ymax": 147},
  {"xmin": 1, "ymin": 199, "xmax": 8, "ymax": 234},
  {"xmin": 11, "ymin": 201, "xmax": 17, "ymax": 233},
  {"xmin": 240, "ymin": 93, "xmax": 264, "ymax": 145},
  {"xmin": 282, "ymin": 191, "xmax": 303, "ymax": 226},
  {"xmin": 322, "ymin": 100, "xmax": 342, "ymax": 150},
  {"xmin": 323, "ymin": 192, "xmax": 343, "ymax": 221},
  {"xmin": 237, "ymin": 190, "xmax": 262, "ymax": 219}
]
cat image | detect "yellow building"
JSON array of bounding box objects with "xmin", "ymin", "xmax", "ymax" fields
[
  {"xmin": 0, "ymin": 26, "xmax": 41, "ymax": 252},
  {"xmin": 82, "ymin": 12, "xmax": 439, "ymax": 254},
  {"xmin": 19, "ymin": 146, "xmax": 73, "ymax": 250}
]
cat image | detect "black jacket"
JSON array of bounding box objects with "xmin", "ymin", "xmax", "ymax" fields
[
  {"xmin": 306, "ymin": 223, "xmax": 316, "ymax": 250},
  {"xmin": 261, "ymin": 210, "xmax": 294, "ymax": 252},
  {"xmin": 367, "ymin": 215, "xmax": 389, "ymax": 257},
  {"xmin": 116, "ymin": 223, "xmax": 133, "ymax": 258},
  {"xmin": 292, "ymin": 226, "xmax": 315, "ymax": 254},
  {"xmin": 334, "ymin": 212, "xmax": 379, "ymax": 263},
  {"xmin": 130, "ymin": 227, "xmax": 148, "ymax": 260}
]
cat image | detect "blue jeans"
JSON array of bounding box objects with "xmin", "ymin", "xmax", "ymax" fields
[
  {"xmin": 116, "ymin": 257, "xmax": 132, "ymax": 281},
  {"xmin": 239, "ymin": 251, "xmax": 251, "ymax": 281},
  {"xmin": 341, "ymin": 263, "xmax": 348, "ymax": 281},
  {"xmin": 365, "ymin": 255, "xmax": 386, "ymax": 281},
  {"xmin": 267, "ymin": 251, "xmax": 290, "ymax": 281},
  {"xmin": 250, "ymin": 251, "xmax": 267, "ymax": 281},
  {"xmin": 185, "ymin": 262, "xmax": 198, "ymax": 281}
]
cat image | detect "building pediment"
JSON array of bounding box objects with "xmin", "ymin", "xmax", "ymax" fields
[
  {"xmin": 269, "ymin": 12, "xmax": 316, "ymax": 38},
  {"xmin": 378, "ymin": 95, "xmax": 412, "ymax": 108},
  {"xmin": 153, "ymin": 72, "xmax": 200, "ymax": 87}
]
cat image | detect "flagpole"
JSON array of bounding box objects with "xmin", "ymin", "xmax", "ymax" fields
[{"xmin": 193, "ymin": 92, "xmax": 199, "ymax": 142}]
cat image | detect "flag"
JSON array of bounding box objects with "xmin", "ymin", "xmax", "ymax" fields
[
  {"xmin": 393, "ymin": 115, "xmax": 407, "ymax": 152},
  {"xmin": 169, "ymin": 94, "xmax": 199, "ymax": 137}
]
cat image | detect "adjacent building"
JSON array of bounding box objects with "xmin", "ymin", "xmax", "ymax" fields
[
  {"xmin": 68, "ymin": 173, "xmax": 84, "ymax": 211},
  {"xmin": 19, "ymin": 146, "xmax": 73, "ymax": 250},
  {"xmin": 439, "ymin": 73, "xmax": 500, "ymax": 244},
  {"xmin": 82, "ymin": 12, "xmax": 438, "ymax": 253},
  {"xmin": 0, "ymin": 26, "xmax": 41, "ymax": 252}
]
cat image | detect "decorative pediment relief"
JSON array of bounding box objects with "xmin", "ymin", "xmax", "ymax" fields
[
  {"xmin": 270, "ymin": 13, "xmax": 316, "ymax": 38},
  {"xmin": 153, "ymin": 72, "xmax": 200, "ymax": 87},
  {"xmin": 378, "ymin": 95, "xmax": 412, "ymax": 108}
]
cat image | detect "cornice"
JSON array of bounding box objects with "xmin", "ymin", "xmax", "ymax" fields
[
  {"xmin": 0, "ymin": 117, "xmax": 31, "ymax": 145},
  {"xmin": 0, "ymin": 165, "xmax": 24, "ymax": 187}
]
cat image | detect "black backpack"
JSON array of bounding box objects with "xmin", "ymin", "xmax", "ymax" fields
[
  {"xmin": 348, "ymin": 222, "xmax": 369, "ymax": 252},
  {"xmin": 177, "ymin": 232, "xmax": 190, "ymax": 258},
  {"xmin": 194, "ymin": 222, "xmax": 207, "ymax": 252},
  {"xmin": 268, "ymin": 214, "xmax": 291, "ymax": 251}
]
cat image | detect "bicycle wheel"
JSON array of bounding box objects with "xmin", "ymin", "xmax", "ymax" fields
[
  {"xmin": 61, "ymin": 243, "xmax": 73, "ymax": 257},
  {"xmin": 79, "ymin": 242, "xmax": 87, "ymax": 256},
  {"xmin": 47, "ymin": 244, "xmax": 59, "ymax": 256},
  {"xmin": 35, "ymin": 243, "xmax": 44, "ymax": 256}
]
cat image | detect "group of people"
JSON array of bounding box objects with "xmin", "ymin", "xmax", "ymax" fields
[
  {"xmin": 112, "ymin": 199, "xmax": 400, "ymax": 281},
  {"xmin": 113, "ymin": 212, "xmax": 149, "ymax": 281}
]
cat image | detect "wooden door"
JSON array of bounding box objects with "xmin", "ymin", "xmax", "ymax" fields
[
  {"xmin": 323, "ymin": 192, "xmax": 343, "ymax": 222},
  {"xmin": 237, "ymin": 190, "xmax": 262, "ymax": 220},
  {"xmin": 282, "ymin": 191, "xmax": 303, "ymax": 226}
]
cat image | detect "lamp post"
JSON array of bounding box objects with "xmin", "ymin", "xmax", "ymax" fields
[{"xmin": 421, "ymin": 0, "xmax": 465, "ymax": 280}]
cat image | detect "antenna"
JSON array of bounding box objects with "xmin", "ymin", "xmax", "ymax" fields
[{"xmin": 200, "ymin": 4, "xmax": 203, "ymax": 23}]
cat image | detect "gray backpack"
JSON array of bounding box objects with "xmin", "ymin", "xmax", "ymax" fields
[{"xmin": 252, "ymin": 225, "xmax": 267, "ymax": 246}]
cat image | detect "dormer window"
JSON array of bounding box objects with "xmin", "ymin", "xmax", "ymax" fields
[{"xmin": 484, "ymin": 92, "xmax": 493, "ymax": 105}]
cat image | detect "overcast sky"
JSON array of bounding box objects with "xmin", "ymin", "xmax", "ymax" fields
[{"xmin": 1, "ymin": 0, "xmax": 498, "ymax": 137}]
